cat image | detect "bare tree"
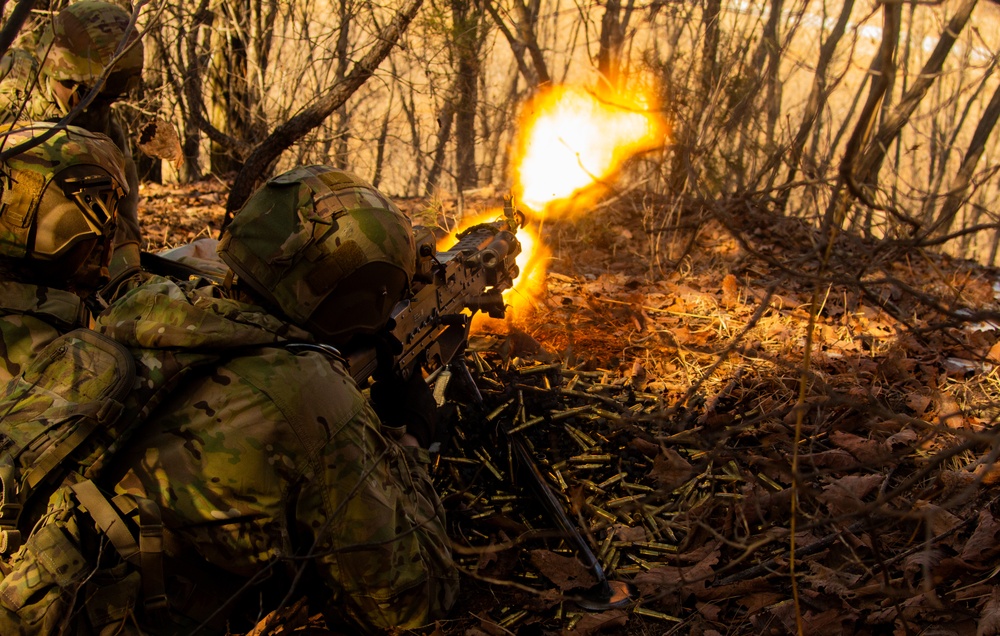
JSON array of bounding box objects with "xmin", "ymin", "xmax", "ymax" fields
[
  {"xmin": 700, "ymin": 0, "xmax": 721, "ymax": 98},
  {"xmin": 205, "ymin": 0, "xmax": 276, "ymax": 173},
  {"xmin": 425, "ymin": 85, "xmax": 457, "ymax": 196},
  {"xmin": 486, "ymin": 0, "xmax": 550, "ymax": 87},
  {"xmin": 824, "ymin": 0, "xmax": 901, "ymax": 234},
  {"xmin": 774, "ymin": 0, "xmax": 855, "ymax": 200},
  {"xmin": 853, "ymin": 0, "xmax": 980, "ymax": 203},
  {"xmin": 451, "ymin": 0, "xmax": 486, "ymax": 192},
  {"xmin": 929, "ymin": 79, "xmax": 1000, "ymax": 237},
  {"xmin": 758, "ymin": 0, "xmax": 783, "ymax": 147},
  {"xmin": 330, "ymin": 0, "xmax": 354, "ymax": 169},
  {"xmin": 224, "ymin": 0, "xmax": 424, "ymax": 220},
  {"xmin": 597, "ymin": 0, "xmax": 636, "ymax": 91},
  {"xmin": 512, "ymin": 0, "xmax": 549, "ymax": 85}
]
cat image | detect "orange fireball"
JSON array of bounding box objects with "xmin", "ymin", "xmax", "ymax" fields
[
  {"xmin": 450, "ymin": 83, "xmax": 665, "ymax": 331},
  {"xmin": 513, "ymin": 84, "xmax": 666, "ymax": 215}
]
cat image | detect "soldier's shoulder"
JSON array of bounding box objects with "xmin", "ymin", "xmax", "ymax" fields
[
  {"xmin": 226, "ymin": 345, "xmax": 353, "ymax": 390},
  {"xmin": 223, "ymin": 345, "xmax": 365, "ymax": 421}
]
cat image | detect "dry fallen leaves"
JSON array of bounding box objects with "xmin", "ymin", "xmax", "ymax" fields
[{"xmin": 530, "ymin": 549, "xmax": 598, "ymax": 591}]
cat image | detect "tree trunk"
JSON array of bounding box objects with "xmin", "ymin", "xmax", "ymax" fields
[
  {"xmin": 512, "ymin": 0, "xmax": 550, "ymax": 86},
  {"xmin": 761, "ymin": 0, "xmax": 783, "ymax": 146},
  {"xmin": 922, "ymin": 60, "xmax": 996, "ymax": 224},
  {"xmin": 486, "ymin": 0, "xmax": 534, "ymax": 86},
  {"xmin": 854, "ymin": 0, "xmax": 978, "ymax": 192},
  {"xmin": 480, "ymin": 63, "xmax": 519, "ymax": 187},
  {"xmin": 389, "ymin": 54, "xmax": 424, "ymax": 195},
  {"xmin": 823, "ymin": 0, "xmax": 900, "ymax": 234},
  {"xmin": 207, "ymin": 12, "xmax": 249, "ymax": 174},
  {"xmin": 597, "ymin": 0, "xmax": 624, "ymax": 91},
  {"xmin": 179, "ymin": 0, "xmax": 215, "ymax": 182},
  {"xmin": 700, "ymin": 0, "xmax": 722, "ymax": 97},
  {"xmin": 775, "ymin": 0, "xmax": 854, "ymax": 200},
  {"xmin": 133, "ymin": 29, "xmax": 163, "ymax": 184},
  {"xmin": 425, "ymin": 94, "xmax": 456, "ymax": 196},
  {"xmin": 371, "ymin": 90, "xmax": 392, "ymax": 189},
  {"xmin": 451, "ymin": 0, "xmax": 484, "ymax": 192},
  {"xmin": 332, "ymin": 0, "xmax": 352, "ymax": 169},
  {"xmin": 931, "ymin": 79, "xmax": 1000, "ymax": 237},
  {"xmin": 207, "ymin": 0, "xmax": 273, "ymax": 174}
]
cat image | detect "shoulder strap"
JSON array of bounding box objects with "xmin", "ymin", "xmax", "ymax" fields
[{"xmin": 71, "ymin": 480, "xmax": 168, "ymax": 614}]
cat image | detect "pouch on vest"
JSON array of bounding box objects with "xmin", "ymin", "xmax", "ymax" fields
[
  {"xmin": 0, "ymin": 485, "xmax": 146, "ymax": 636},
  {"xmin": 0, "ymin": 328, "xmax": 135, "ymax": 553}
]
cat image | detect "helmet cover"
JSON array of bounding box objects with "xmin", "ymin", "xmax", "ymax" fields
[
  {"xmin": 38, "ymin": 1, "xmax": 143, "ymax": 98},
  {"xmin": 0, "ymin": 122, "xmax": 126, "ymax": 276},
  {"xmin": 218, "ymin": 165, "xmax": 416, "ymax": 337}
]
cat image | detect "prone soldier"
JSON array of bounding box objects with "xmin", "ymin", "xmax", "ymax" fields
[
  {"xmin": 93, "ymin": 165, "xmax": 459, "ymax": 633},
  {"xmin": 0, "ymin": 159, "xmax": 458, "ymax": 633}
]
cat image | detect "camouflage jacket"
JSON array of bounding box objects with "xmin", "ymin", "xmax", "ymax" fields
[
  {"xmin": 0, "ymin": 280, "xmax": 89, "ymax": 385},
  {"xmin": 95, "ymin": 276, "xmax": 458, "ymax": 633}
]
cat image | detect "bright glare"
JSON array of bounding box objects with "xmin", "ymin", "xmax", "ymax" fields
[
  {"xmin": 439, "ymin": 210, "xmax": 548, "ymax": 329},
  {"xmin": 429, "ymin": 83, "xmax": 665, "ymax": 329},
  {"xmin": 503, "ymin": 223, "xmax": 548, "ymax": 319},
  {"xmin": 514, "ymin": 84, "xmax": 665, "ymax": 214}
]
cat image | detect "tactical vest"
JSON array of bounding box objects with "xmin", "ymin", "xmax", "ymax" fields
[{"xmin": 0, "ymin": 328, "xmax": 219, "ymax": 635}]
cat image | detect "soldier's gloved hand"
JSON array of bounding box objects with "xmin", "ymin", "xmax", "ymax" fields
[{"xmin": 370, "ymin": 371, "xmax": 437, "ymax": 448}]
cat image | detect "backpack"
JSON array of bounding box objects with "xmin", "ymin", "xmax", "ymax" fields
[{"xmin": 0, "ymin": 328, "xmax": 211, "ymax": 635}]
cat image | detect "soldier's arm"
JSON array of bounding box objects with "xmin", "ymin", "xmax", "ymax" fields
[{"xmin": 285, "ymin": 352, "xmax": 458, "ymax": 631}]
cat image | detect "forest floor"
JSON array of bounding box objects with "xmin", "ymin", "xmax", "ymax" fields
[{"xmin": 139, "ymin": 180, "xmax": 1000, "ymax": 636}]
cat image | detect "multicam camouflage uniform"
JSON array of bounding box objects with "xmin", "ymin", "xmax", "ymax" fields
[
  {"xmin": 2, "ymin": 159, "xmax": 457, "ymax": 632},
  {"xmin": 0, "ymin": 49, "xmax": 47, "ymax": 123},
  {"xmin": 0, "ymin": 1, "xmax": 144, "ymax": 289},
  {"xmin": 90, "ymin": 167, "xmax": 457, "ymax": 632},
  {"xmin": 95, "ymin": 275, "xmax": 459, "ymax": 633},
  {"xmin": 0, "ymin": 124, "xmax": 137, "ymax": 635},
  {"xmin": 0, "ymin": 282, "xmax": 90, "ymax": 385},
  {"xmin": 0, "ymin": 123, "xmax": 126, "ymax": 384}
]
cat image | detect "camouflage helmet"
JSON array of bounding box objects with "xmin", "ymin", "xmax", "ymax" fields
[
  {"xmin": 38, "ymin": 1, "xmax": 143, "ymax": 99},
  {"xmin": 0, "ymin": 122, "xmax": 127, "ymax": 289},
  {"xmin": 218, "ymin": 165, "xmax": 416, "ymax": 344}
]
